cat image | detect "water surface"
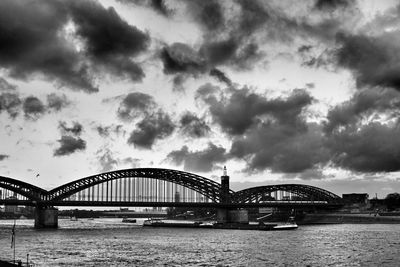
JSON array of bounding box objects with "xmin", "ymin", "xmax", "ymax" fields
[{"xmin": 0, "ymin": 219, "xmax": 399, "ymax": 266}]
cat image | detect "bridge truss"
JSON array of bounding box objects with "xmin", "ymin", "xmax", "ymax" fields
[{"xmin": 0, "ymin": 168, "xmax": 342, "ymax": 208}]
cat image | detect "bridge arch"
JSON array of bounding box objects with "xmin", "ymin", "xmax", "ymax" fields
[
  {"xmin": 47, "ymin": 168, "xmax": 231, "ymax": 202},
  {"xmin": 0, "ymin": 176, "xmax": 47, "ymax": 201},
  {"xmin": 232, "ymin": 184, "xmax": 342, "ymax": 204}
]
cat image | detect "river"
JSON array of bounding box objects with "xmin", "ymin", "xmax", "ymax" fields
[{"xmin": 0, "ymin": 219, "xmax": 399, "ymax": 266}]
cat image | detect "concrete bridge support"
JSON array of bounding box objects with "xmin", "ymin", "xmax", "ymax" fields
[
  {"xmin": 217, "ymin": 209, "xmax": 249, "ymax": 224},
  {"xmin": 34, "ymin": 206, "xmax": 58, "ymax": 229},
  {"xmin": 217, "ymin": 167, "xmax": 249, "ymax": 224}
]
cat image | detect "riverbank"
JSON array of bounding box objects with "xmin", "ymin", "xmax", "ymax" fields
[{"xmin": 300, "ymin": 213, "xmax": 400, "ymax": 224}]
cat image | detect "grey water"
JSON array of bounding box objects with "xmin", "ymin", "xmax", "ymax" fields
[{"xmin": 1, "ymin": 219, "xmax": 399, "ymax": 266}]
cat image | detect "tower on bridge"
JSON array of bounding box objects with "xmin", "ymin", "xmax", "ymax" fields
[
  {"xmin": 220, "ymin": 166, "xmax": 230, "ymax": 204},
  {"xmin": 217, "ymin": 166, "xmax": 250, "ymax": 224}
]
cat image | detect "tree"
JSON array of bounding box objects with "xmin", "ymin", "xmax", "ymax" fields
[{"xmin": 385, "ymin": 193, "xmax": 400, "ymax": 211}]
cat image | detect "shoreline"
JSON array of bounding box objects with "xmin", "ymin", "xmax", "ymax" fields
[{"xmin": 299, "ymin": 213, "xmax": 400, "ymax": 224}]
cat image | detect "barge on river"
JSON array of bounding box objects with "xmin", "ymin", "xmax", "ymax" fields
[{"xmin": 143, "ymin": 218, "xmax": 298, "ymax": 231}]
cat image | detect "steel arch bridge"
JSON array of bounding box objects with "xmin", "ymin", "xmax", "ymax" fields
[
  {"xmin": 232, "ymin": 184, "xmax": 343, "ymax": 205},
  {"xmin": 0, "ymin": 175, "xmax": 47, "ymax": 201},
  {"xmin": 0, "ymin": 168, "xmax": 343, "ymax": 208}
]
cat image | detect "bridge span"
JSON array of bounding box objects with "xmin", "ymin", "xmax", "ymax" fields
[{"xmin": 0, "ymin": 168, "xmax": 343, "ymax": 227}]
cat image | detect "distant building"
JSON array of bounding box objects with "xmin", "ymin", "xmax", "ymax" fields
[
  {"xmin": 342, "ymin": 193, "xmax": 370, "ymax": 212},
  {"xmin": 369, "ymin": 198, "xmax": 386, "ymax": 210},
  {"xmin": 5, "ymin": 195, "xmax": 18, "ymax": 214},
  {"xmin": 342, "ymin": 193, "xmax": 369, "ymax": 205}
]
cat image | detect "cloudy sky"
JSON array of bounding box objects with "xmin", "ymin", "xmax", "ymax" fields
[{"xmin": 1, "ymin": 0, "xmax": 400, "ymax": 197}]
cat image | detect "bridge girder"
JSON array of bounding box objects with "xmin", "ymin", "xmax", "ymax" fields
[
  {"xmin": 0, "ymin": 176, "xmax": 47, "ymax": 201},
  {"xmin": 232, "ymin": 184, "xmax": 342, "ymax": 204},
  {"xmin": 46, "ymin": 168, "xmax": 233, "ymax": 202},
  {"xmin": 0, "ymin": 170, "xmax": 343, "ymax": 208}
]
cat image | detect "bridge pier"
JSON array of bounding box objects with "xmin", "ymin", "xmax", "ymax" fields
[
  {"xmin": 34, "ymin": 206, "xmax": 58, "ymax": 229},
  {"xmin": 217, "ymin": 209, "xmax": 249, "ymax": 224},
  {"xmin": 217, "ymin": 167, "xmax": 249, "ymax": 224}
]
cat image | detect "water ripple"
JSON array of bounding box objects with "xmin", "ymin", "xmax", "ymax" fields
[{"xmin": 1, "ymin": 219, "xmax": 400, "ymax": 266}]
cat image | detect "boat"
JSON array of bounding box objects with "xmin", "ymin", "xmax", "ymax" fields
[
  {"xmin": 198, "ymin": 222, "xmax": 214, "ymax": 228},
  {"xmin": 122, "ymin": 217, "xmax": 137, "ymax": 223},
  {"xmin": 143, "ymin": 219, "xmax": 202, "ymax": 228},
  {"xmin": 272, "ymin": 217, "xmax": 298, "ymax": 230},
  {"xmin": 0, "ymin": 259, "xmax": 27, "ymax": 267},
  {"xmin": 70, "ymin": 216, "xmax": 78, "ymax": 221}
]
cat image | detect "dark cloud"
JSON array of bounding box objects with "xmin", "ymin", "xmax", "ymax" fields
[
  {"xmin": 298, "ymin": 168, "xmax": 328, "ymax": 180},
  {"xmin": 160, "ymin": 41, "xmax": 262, "ymax": 87},
  {"xmin": 66, "ymin": 0, "xmax": 150, "ymax": 82},
  {"xmin": 23, "ymin": 96, "xmax": 45, "ymax": 118},
  {"xmin": 99, "ymin": 56, "xmax": 145, "ymax": 81},
  {"xmin": 209, "ymin": 68, "xmax": 232, "ymax": 86},
  {"xmin": 159, "ymin": 1, "xmax": 272, "ymax": 80},
  {"xmin": 122, "ymin": 157, "xmax": 141, "ymax": 167},
  {"xmin": 327, "ymin": 122, "xmax": 400, "ymax": 172},
  {"xmin": 196, "ymin": 84, "xmax": 322, "ymax": 173},
  {"xmin": 230, "ymin": 43, "xmax": 265, "ymax": 71},
  {"xmin": 322, "ymin": 88, "xmax": 400, "ymax": 173},
  {"xmin": 47, "ymin": 93, "xmax": 70, "ymax": 111},
  {"xmin": 172, "ymin": 75, "xmax": 186, "ymax": 92},
  {"xmin": 59, "ymin": 121, "xmax": 83, "ymax": 136},
  {"xmin": 336, "ymin": 32, "xmax": 400, "ymax": 91},
  {"xmin": 195, "ymin": 83, "xmax": 221, "ymax": 104},
  {"xmin": 200, "ymin": 38, "xmax": 239, "ymax": 66},
  {"xmin": 185, "ymin": 1, "xmax": 268, "ymax": 70},
  {"xmin": 229, "ymin": 123, "xmax": 329, "ymax": 173},
  {"xmin": 179, "ymin": 112, "xmax": 210, "ymax": 138},
  {"xmin": 181, "ymin": 0, "xmax": 350, "ymax": 72},
  {"xmin": 160, "ymin": 43, "xmax": 206, "ymax": 75},
  {"xmin": 314, "ymin": 0, "xmax": 354, "ymax": 11},
  {"xmin": 118, "ymin": 0, "xmax": 171, "ymax": 16},
  {"xmin": 0, "ymin": 78, "xmax": 16, "ymax": 91},
  {"xmin": 324, "ymin": 88, "xmax": 400, "ymax": 133},
  {"xmin": 0, "ymin": 0, "xmax": 97, "ymax": 92},
  {"xmin": 117, "ymin": 92, "xmax": 156, "ymax": 121},
  {"xmin": 305, "ymin": 83, "xmax": 315, "ymax": 89},
  {"xmin": 96, "ymin": 124, "xmax": 125, "ymax": 138},
  {"xmin": 197, "ymin": 85, "xmax": 313, "ymax": 135},
  {"xmin": 97, "ymin": 126, "xmax": 111, "ymax": 138},
  {"xmin": 166, "ymin": 143, "xmax": 227, "ymax": 173},
  {"xmin": 0, "ymin": 0, "xmax": 150, "ymax": 92},
  {"xmin": 128, "ymin": 111, "xmax": 175, "ymax": 149},
  {"xmin": 0, "ymin": 93, "xmax": 21, "ymax": 118},
  {"xmin": 185, "ymin": 0, "xmax": 224, "ymax": 32},
  {"xmin": 54, "ymin": 135, "xmax": 86, "ymax": 156},
  {"xmin": 299, "ymin": 44, "xmax": 336, "ymax": 69},
  {"xmin": 236, "ymin": 0, "xmax": 270, "ymax": 36},
  {"xmin": 150, "ymin": 0, "xmax": 170, "ymax": 16},
  {"xmin": 97, "ymin": 148, "xmax": 118, "ymax": 172},
  {"xmin": 0, "ymin": 154, "xmax": 9, "ymax": 161},
  {"xmin": 298, "ymin": 45, "xmax": 313, "ymax": 53},
  {"xmin": 176, "ymin": 0, "xmax": 358, "ymax": 76},
  {"xmin": 67, "ymin": 0, "xmax": 147, "ymax": 58},
  {"xmin": 149, "ymin": 0, "xmax": 170, "ymax": 16}
]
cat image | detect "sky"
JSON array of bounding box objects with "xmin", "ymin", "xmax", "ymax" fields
[{"xmin": 1, "ymin": 0, "xmax": 400, "ymax": 198}]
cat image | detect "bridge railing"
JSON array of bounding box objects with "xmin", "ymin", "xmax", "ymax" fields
[
  {"xmin": 1, "ymin": 169, "xmax": 343, "ymax": 208},
  {"xmin": 57, "ymin": 179, "xmax": 215, "ymax": 204}
]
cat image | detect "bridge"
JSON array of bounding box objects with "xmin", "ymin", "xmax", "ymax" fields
[{"xmin": 0, "ymin": 168, "xmax": 343, "ymax": 227}]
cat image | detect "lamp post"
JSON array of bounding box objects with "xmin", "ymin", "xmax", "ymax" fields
[{"xmin": 11, "ymin": 219, "xmax": 16, "ymax": 264}]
